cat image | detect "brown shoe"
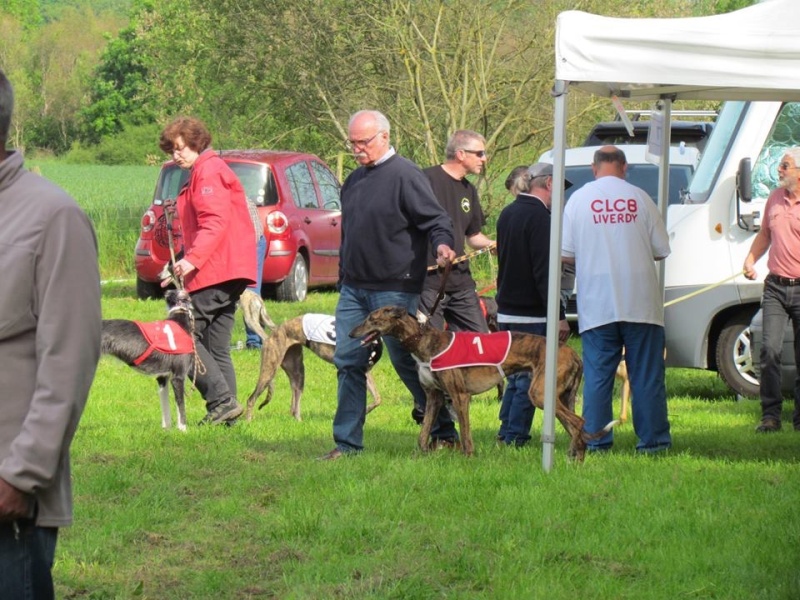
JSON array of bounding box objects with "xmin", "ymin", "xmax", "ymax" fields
[
  {"xmin": 317, "ymin": 448, "xmax": 345, "ymax": 461},
  {"xmin": 755, "ymin": 417, "xmax": 781, "ymax": 433}
]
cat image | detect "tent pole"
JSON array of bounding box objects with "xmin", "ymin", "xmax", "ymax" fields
[
  {"xmin": 543, "ymin": 80, "xmax": 570, "ymax": 473},
  {"xmin": 657, "ymin": 98, "xmax": 672, "ymax": 293}
]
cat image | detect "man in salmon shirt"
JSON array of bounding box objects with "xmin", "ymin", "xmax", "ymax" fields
[{"xmin": 159, "ymin": 117, "xmax": 257, "ymax": 425}]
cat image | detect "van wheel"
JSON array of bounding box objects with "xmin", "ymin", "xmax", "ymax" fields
[
  {"xmin": 136, "ymin": 277, "xmax": 163, "ymax": 300},
  {"xmin": 276, "ymin": 254, "xmax": 308, "ymax": 302},
  {"xmin": 716, "ymin": 312, "xmax": 760, "ymax": 397}
]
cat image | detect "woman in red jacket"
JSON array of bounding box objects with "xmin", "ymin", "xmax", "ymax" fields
[{"xmin": 159, "ymin": 117, "xmax": 257, "ymax": 425}]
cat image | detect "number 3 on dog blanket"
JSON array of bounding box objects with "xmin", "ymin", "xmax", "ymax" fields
[{"xmin": 429, "ymin": 331, "xmax": 512, "ymax": 371}]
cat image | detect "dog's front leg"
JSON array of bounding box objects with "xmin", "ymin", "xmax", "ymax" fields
[
  {"xmin": 365, "ymin": 371, "xmax": 382, "ymax": 414},
  {"xmin": 157, "ymin": 375, "xmax": 171, "ymax": 429},
  {"xmin": 171, "ymin": 376, "xmax": 187, "ymax": 432},
  {"xmin": 418, "ymin": 388, "xmax": 444, "ymax": 452}
]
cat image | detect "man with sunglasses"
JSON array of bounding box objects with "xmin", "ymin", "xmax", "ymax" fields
[
  {"xmin": 319, "ymin": 110, "xmax": 457, "ymax": 460},
  {"xmin": 420, "ymin": 130, "xmax": 495, "ymax": 335},
  {"xmin": 743, "ymin": 149, "xmax": 800, "ymax": 433}
]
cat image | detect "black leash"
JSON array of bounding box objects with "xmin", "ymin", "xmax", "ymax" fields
[{"xmin": 425, "ymin": 260, "xmax": 452, "ymax": 321}]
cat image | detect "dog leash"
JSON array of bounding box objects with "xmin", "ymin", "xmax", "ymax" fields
[
  {"xmin": 426, "ymin": 243, "xmax": 496, "ymax": 272},
  {"xmin": 423, "ymin": 260, "xmax": 452, "ymax": 323},
  {"xmin": 663, "ymin": 270, "xmax": 745, "ymax": 308},
  {"xmin": 163, "ymin": 200, "xmax": 185, "ymax": 291}
]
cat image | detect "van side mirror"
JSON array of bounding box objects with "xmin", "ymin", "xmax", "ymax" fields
[
  {"xmin": 736, "ymin": 157, "xmax": 752, "ymax": 203},
  {"xmin": 735, "ymin": 157, "xmax": 759, "ymax": 231}
]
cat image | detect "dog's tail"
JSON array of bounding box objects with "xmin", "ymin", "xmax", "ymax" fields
[{"xmin": 582, "ymin": 420, "xmax": 619, "ymax": 442}]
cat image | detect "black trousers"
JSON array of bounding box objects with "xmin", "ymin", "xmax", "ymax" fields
[{"xmin": 189, "ymin": 279, "xmax": 247, "ymax": 409}]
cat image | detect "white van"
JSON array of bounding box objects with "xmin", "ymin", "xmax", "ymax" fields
[{"xmin": 663, "ymin": 101, "xmax": 800, "ymax": 397}]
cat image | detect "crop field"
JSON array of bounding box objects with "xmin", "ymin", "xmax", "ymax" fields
[{"xmin": 29, "ymin": 160, "xmax": 161, "ymax": 279}]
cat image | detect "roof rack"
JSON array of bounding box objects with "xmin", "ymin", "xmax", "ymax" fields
[{"xmin": 618, "ymin": 109, "xmax": 718, "ymax": 121}]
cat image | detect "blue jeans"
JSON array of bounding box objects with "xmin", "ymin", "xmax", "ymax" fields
[
  {"xmin": 0, "ymin": 520, "xmax": 58, "ymax": 600},
  {"xmin": 759, "ymin": 277, "xmax": 800, "ymax": 427},
  {"xmin": 332, "ymin": 285, "xmax": 458, "ymax": 453},
  {"xmin": 582, "ymin": 322, "xmax": 671, "ymax": 452},
  {"xmin": 497, "ymin": 322, "xmax": 546, "ymax": 446},
  {"xmin": 245, "ymin": 235, "xmax": 267, "ymax": 348}
]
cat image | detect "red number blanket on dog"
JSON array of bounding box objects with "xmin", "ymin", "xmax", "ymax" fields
[
  {"xmin": 429, "ymin": 331, "xmax": 512, "ymax": 371},
  {"xmin": 132, "ymin": 321, "xmax": 195, "ymax": 365}
]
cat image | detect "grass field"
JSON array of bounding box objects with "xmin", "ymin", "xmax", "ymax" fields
[{"xmin": 52, "ymin": 285, "xmax": 799, "ymax": 599}]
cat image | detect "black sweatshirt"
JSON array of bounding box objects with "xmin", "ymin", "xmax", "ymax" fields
[{"xmin": 339, "ymin": 153, "xmax": 455, "ymax": 293}]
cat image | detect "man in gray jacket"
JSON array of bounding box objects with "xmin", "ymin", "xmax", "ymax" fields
[{"xmin": 0, "ymin": 70, "xmax": 102, "ymax": 598}]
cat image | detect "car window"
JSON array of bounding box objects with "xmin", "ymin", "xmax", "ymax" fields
[
  {"xmin": 228, "ymin": 162, "xmax": 271, "ymax": 206},
  {"xmin": 564, "ymin": 164, "xmax": 693, "ymax": 205},
  {"xmin": 285, "ymin": 162, "xmax": 320, "ymax": 209},
  {"xmin": 311, "ymin": 161, "xmax": 341, "ymax": 210},
  {"xmin": 155, "ymin": 165, "xmax": 188, "ymax": 201}
]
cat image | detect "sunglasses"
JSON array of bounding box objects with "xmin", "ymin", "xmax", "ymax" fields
[{"xmin": 461, "ymin": 149, "xmax": 487, "ymax": 158}]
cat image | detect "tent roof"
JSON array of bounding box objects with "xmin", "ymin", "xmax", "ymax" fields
[{"xmin": 555, "ymin": 0, "xmax": 800, "ymax": 101}]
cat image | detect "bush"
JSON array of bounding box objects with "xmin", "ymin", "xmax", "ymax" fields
[{"xmin": 64, "ymin": 122, "xmax": 162, "ymax": 165}]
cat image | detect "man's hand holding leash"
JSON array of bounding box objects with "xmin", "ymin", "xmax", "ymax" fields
[{"xmin": 436, "ymin": 244, "xmax": 456, "ymax": 268}]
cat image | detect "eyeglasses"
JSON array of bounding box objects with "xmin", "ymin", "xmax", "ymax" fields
[
  {"xmin": 779, "ymin": 161, "xmax": 798, "ymax": 170},
  {"xmin": 172, "ymin": 145, "xmax": 188, "ymax": 155},
  {"xmin": 461, "ymin": 149, "xmax": 487, "ymax": 158},
  {"xmin": 345, "ymin": 131, "xmax": 383, "ymax": 151}
]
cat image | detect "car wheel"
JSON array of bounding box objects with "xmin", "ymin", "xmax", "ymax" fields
[
  {"xmin": 136, "ymin": 277, "xmax": 164, "ymax": 300},
  {"xmin": 716, "ymin": 312, "xmax": 760, "ymax": 397},
  {"xmin": 275, "ymin": 254, "xmax": 308, "ymax": 302}
]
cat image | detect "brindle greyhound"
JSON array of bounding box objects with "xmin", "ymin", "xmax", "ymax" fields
[
  {"xmin": 244, "ymin": 314, "xmax": 383, "ymax": 421},
  {"xmin": 350, "ymin": 306, "xmax": 616, "ymax": 461}
]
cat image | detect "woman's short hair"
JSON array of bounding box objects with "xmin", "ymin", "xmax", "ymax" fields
[{"xmin": 159, "ymin": 117, "xmax": 212, "ymax": 154}]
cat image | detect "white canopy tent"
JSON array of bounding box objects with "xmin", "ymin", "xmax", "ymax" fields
[{"xmin": 542, "ymin": 0, "xmax": 800, "ymax": 470}]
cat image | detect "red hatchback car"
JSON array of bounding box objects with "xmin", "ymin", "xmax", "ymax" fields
[{"xmin": 134, "ymin": 150, "xmax": 341, "ymax": 301}]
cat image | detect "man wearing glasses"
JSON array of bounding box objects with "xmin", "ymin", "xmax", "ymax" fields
[
  {"xmin": 743, "ymin": 149, "xmax": 800, "ymax": 433},
  {"xmin": 319, "ymin": 110, "xmax": 457, "ymax": 460}
]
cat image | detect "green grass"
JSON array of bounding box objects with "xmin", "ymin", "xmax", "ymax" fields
[{"xmin": 54, "ymin": 285, "xmax": 800, "ymax": 599}]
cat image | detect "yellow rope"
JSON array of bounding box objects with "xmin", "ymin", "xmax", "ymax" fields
[{"xmin": 663, "ymin": 270, "xmax": 746, "ymax": 308}]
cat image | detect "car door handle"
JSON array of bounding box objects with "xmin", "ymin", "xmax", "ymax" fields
[
  {"xmin": 330, "ymin": 218, "xmax": 339, "ymax": 226},
  {"xmin": 303, "ymin": 217, "xmax": 312, "ymax": 224}
]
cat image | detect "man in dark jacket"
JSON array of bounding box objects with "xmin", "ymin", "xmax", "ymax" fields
[
  {"xmin": 495, "ymin": 163, "xmax": 571, "ymax": 446},
  {"xmin": 319, "ymin": 110, "xmax": 456, "ymax": 460}
]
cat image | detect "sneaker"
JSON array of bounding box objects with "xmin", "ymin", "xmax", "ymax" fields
[
  {"xmin": 755, "ymin": 417, "xmax": 781, "ymax": 433},
  {"xmin": 245, "ymin": 343, "xmax": 262, "ymax": 351},
  {"xmin": 198, "ymin": 398, "xmax": 244, "ymax": 426}
]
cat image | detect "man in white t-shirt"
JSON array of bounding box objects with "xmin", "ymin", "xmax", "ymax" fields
[{"xmin": 562, "ymin": 146, "xmax": 672, "ymax": 453}]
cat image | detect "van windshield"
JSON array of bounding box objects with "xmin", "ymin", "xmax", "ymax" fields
[
  {"xmin": 686, "ymin": 101, "xmax": 747, "ymax": 204},
  {"xmin": 564, "ymin": 163, "xmax": 694, "ymax": 206}
]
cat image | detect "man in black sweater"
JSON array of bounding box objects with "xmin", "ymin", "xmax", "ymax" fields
[
  {"xmin": 319, "ymin": 110, "xmax": 457, "ymax": 461},
  {"xmin": 495, "ymin": 163, "xmax": 571, "ymax": 446}
]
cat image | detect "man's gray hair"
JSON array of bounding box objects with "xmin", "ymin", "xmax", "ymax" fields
[
  {"xmin": 349, "ymin": 110, "xmax": 391, "ymax": 135},
  {"xmin": 445, "ymin": 130, "xmax": 485, "ymax": 161},
  {"xmin": 0, "ymin": 70, "xmax": 13, "ymax": 147},
  {"xmin": 784, "ymin": 147, "xmax": 800, "ymax": 166}
]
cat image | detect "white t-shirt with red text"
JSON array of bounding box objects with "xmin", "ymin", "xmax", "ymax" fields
[{"xmin": 562, "ymin": 175, "xmax": 670, "ymax": 333}]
